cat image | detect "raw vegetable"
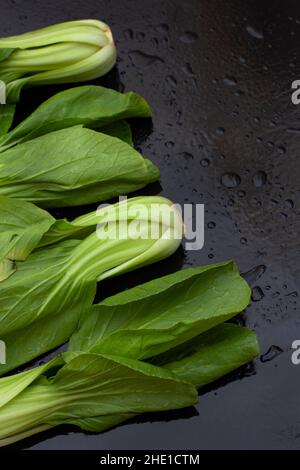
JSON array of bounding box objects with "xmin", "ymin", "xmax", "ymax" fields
[
  {"xmin": 0, "ymin": 196, "xmax": 183, "ymax": 374},
  {"xmin": 0, "ymin": 104, "xmax": 15, "ymax": 137},
  {"xmin": 0, "ymin": 20, "xmax": 117, "ymax": 104},
  {"xmin": 70, "ymin": 260, "xmax": 252, "ymax": 360},
  {"xmin": 58, "ymin": 324, "xmax": 258, "ymax": 436},
  {"xmin": 0, "ymin": 197, "xmax": 54, "ymax": 281},
  {"xmin": 0, "ymin": 126, "xmax": 159, "ymax": 207},
  {"xmin": 0, "ymin": 86, "xmax": 150, "ymax": 152},
  {"xmin": 0, "ymin": 195, "xmax": 176, "ymax": 281},
  {"xmin": 0, "ymin": 353, "xmax": 198, "ymax": 447},
  {"xmin": 0, "ymin": 266, "xmax": 258, "ymax": 446}
]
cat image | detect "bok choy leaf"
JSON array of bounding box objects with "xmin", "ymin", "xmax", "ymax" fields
[
  {"xmin": 0, "ymin": 86, "xmax": 150, "ymax": 152},
  {"xmin": 0, "ymin": 324, "xmax": 258, "ymax": 446},
  {"xmin": 0, "ymin": 104, "xmax": 16, "ymax": 137},
  {"xmin": 61, "ymin": 323, "xmax": 258, "ymax": 435},
  {"xmin": 0, "ymin": 196, "xmax": 183, "ymax": 374},
  {"xmin": 70, "ymin": 261, "xmax": 251, "ymax": 360},
  {"xmin": 0, "ymin": 353, "xmax": 197, "ymax": 447},
  {"xmin": 0, "ymin": 126, "xmax": 159, "ymax": 207},
  {"xmin": 0, "ymin": 196, "xmax": 55, "ymax": 281}
]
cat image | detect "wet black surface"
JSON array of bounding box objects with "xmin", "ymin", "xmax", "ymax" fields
[{"xmin": 0, "ymin": 0, "xmax": 299, "ymax": 450}]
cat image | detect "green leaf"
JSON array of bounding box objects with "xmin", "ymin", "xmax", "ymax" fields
[
  {"xmin": 0, "ymin": 196, "xmax": 55, "ymax": 281},
  {"xmin": 70, "ymin": 261, "xmax": 251, "ymax": 360},
  {"xmin": 100, "ymin": 120, "xmax": 133, "ymax": 146},
  {"xmin": 0, "ymin": 353, "xmax": 197, "ymax": 446},
  {"xmin": 0, "ymin": 324, "xmax": 258, "ymax": 445},
  {"xmin": 0, "ymin": 126, "xmax": 160, "ymax": 208},
  {"xmin": 0, "ymin": 240, "xmax": 97, "ymax": 375},
  {"xmin": 157, "ymin": 323, "xmax": 259, "ymax": 387},
  {"xmin": 62, "ymin": 324, "xmax": 259, "ymax": 434},
  {"xmin": 0, "ymin": 196, "xmax": 183, "ymax": 374},
  {"xmin": 0, "ymin": 356, "xmax": 63, "ymax": 408},
  {"xmin": 0, "ymin": 85, "xmax": 151, "ymax": 151},
  {"xmin": 0, "ymin": 104, "xmax": 16, "ymax": 136},
  {"xmin": 0, "ymin": 48, "xmax": 15, "ymax": 63}
]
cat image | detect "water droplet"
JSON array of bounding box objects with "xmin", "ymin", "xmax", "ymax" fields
[
  {"xmin": 238, "ymin": 190, "xmax": 246, "ymax": 198},
  {"xmin": 252, "ymin": 171, "xmax": 267, "ymax": 188},
  {"xmin": 180, "ymin": 31, "xmax": 198, "ymax": 43},
  {"xmin": 286, "ymin": 291, "xmax": 298, "ymax": 298},
  {"xmin": 221, "ymin": 172, "xmax": 241, "ymax": 188},
  {"xmin": 178, "ymin": 152, "xmax": 194, "ymax": 160},
  {"xmin": 208, "ymin": 253, "xmax": 214, "ymax": 259},
  {"xmin": 182, "ymin": 63, "xmax": 194, "ymax": 77},
  {"xmin": 260, "ymin": 345, "xmax": 283, "ymax": 363},
  {"xmin": 216, "ymin": 127, "xmax": 225, "ymax": 135},
  {"xmin": 240, "ymin": 237, "xmax": 247, "ymax": 245},
  {"xmin": 246, "ymin": 25, "xmax": 264, "ymax": 39},
  {"xmin": 277, "ymin": 145, "xmax": 286, "ymax": 154},
  {"xmin": 166, "ymin": 75, "xmax": 177, "ymax": 87},
  {"xmin": 243, "ymin": 265, "xmax": 266, "ymax": 285},
  {"xmin": 251, "ymin": 286, "xmax": 264, "ymax": 302},
  {"xmin": 285, "ymin": 199, "xmax": 294, "ymax": 209},
  {"xmin": 223, "ymin": 77, "xmax": 237, "ymax": 86},
  {"xmin": 129, "ymin": 50, "xmax": 164, "ymax": 68},
  {"xmin": 200, "ymin": 158, "xmax": 210, "ymax": 167},
  {"xmin": 165, "ymin": 141, "xmax": 174, "ymax": 148},
  {"xmin": 207, "ymin": 221, "xmax": 216, "ymax": 229}
]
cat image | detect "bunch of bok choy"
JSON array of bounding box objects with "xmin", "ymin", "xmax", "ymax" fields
[
  {"xmin": 0, "ymin": 261, "xmax": 258, "ymax": 446},
  {"xmin": 0, "ymin": 196, "xmax": 183, "ymax": 375}
]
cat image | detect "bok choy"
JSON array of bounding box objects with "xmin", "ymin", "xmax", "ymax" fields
[
  {"xmin": 0, "ymin": 20, "xmax": 117, "ymax": 104},
  {"xmin": 0, "ymin": 126, "xmax": 159, "ymax": 207},
  {"xmin": 0, "ymin": 86, "xmax": 151, "ymax": 152},
  {"xmin": 0, "ymin": 261, "xmax": 258, "ymax": 446},
  {"xmin": 0, "ymin": 196, "xmax": 183, "ymax": 374}
]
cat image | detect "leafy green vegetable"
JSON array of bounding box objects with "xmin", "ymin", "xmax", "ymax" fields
[
  {"xmin": 0, "ymin": 49, "xmax": 15, "ymax": 63},
  {"xmin": 156, "ymin": 323, "xmax": 259, "ymax": 387},
  {"xmin": 62, "ymin": 323, "xmax": 259, "ymax": 435},
  {"xmin": 38, "ymin": 195, "xmax": 174, "ymax": 248},
  {"xmin": 0, "ymin": 104, "xmax": 16, "ymax": 136},
  {"xmin": 0, "ymin": 196, "xmax": 183, "ymax": 374},
  {"xmin": 0, "ymin": 20, "xmax": 117, "ymax": 103},
  {"xmin": 100, "ymin": 120, "xmax": 133, "ymax": 146},
  {"xmin": 0, "ymin": 195, "xmax": 180, "ymax": 271},
  {"xmin": 0, "ymin": 196, "xmax": 54, "ymax": 281},
  {"xmin": 0, "ymin": 324, "xmax": 258, "ymax": 447},
  {"xmin": 0, "ymin": 86, "xmax": 150, "ymax": 152},
  {"xmin": 0, "ymin": 126, "xmax": 159, "ymax": 207},
  {"xmin": 0, "ymin": 353, "xmax": 197, "ymax": 447},
  {"xmin": 0, "ymin": 248, "xmax": 257, "ymax": 446},
  {"xmin": 70, "ymin": 261, "xmax": 251, "ymax": 360}
]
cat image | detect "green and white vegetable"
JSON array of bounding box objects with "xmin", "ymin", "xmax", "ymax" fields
[
  {"xmin": 0, "ymin": 196, "xmax": 183, "ymax": 374},
  {"xmin": 0, "ymin": 20, "xmax": 117, "ymax": 104},
  {"xmin": 0, "ymin": 86, "xmax": 151, "ymax": 152},
  {"xmin": 0, "ymin": 261, "xmax": 258, "ymax": 446},
  {"xmin": 0, "ymin": 126, "xmax": 159, "ymax": 207}
]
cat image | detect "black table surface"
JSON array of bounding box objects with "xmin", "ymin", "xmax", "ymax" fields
[{"xmin": 0, "ymin": 0, "xmax": 299, "ymax": 451}]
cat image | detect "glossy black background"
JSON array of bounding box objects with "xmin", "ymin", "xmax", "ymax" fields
[{"xmin": 0, "ymin": 0, "xmax": 299, "ymax": 450}]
